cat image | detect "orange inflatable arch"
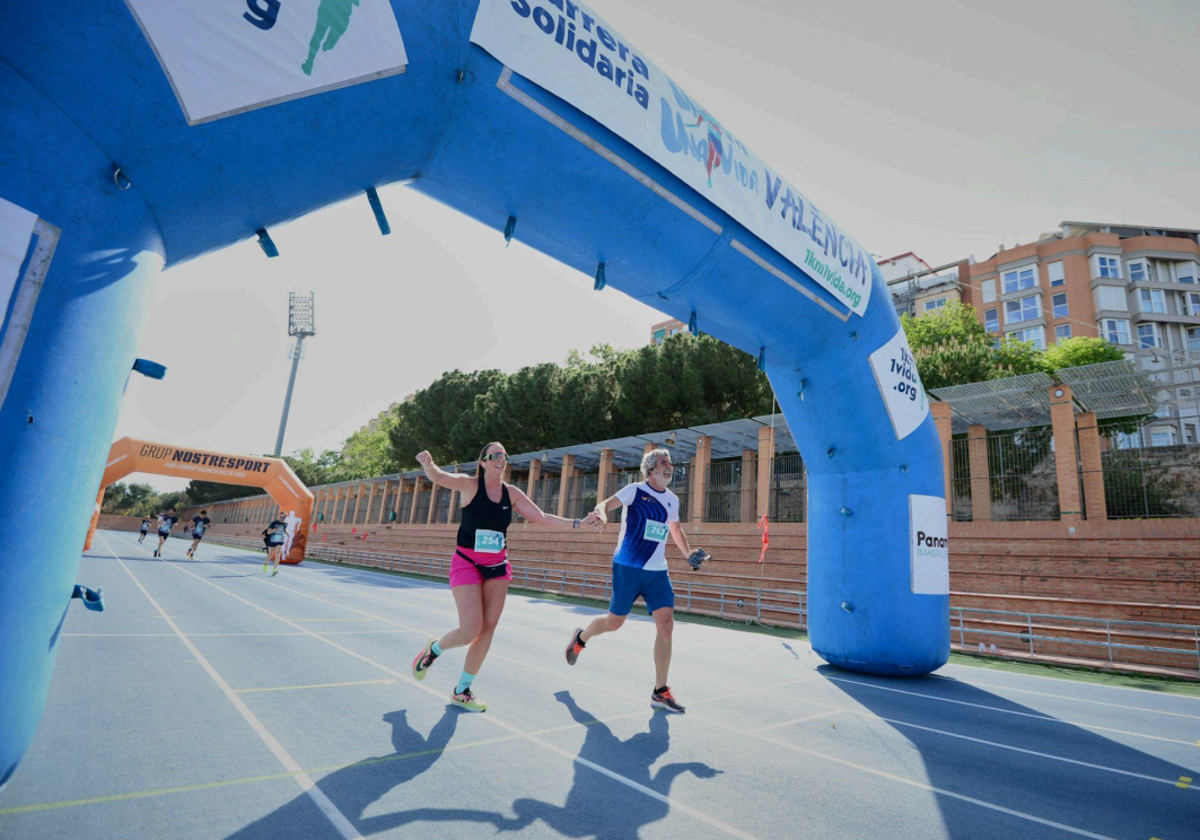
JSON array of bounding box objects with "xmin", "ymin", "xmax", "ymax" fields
[{"xmin": 85, "ymin": 437, "xmax": 313, "ymax": 564}]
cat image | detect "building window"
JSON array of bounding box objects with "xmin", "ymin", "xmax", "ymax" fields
[
  {"xmin": 1102, "ymin": 318, "xmax": 1131, "ymax": 345},
  {"xmin": 1055, "ymin": 324, "xmax": 1072, "ymax": 341},
  {"xmin": 652, "ymin": 329, "xmax": 666, "ymax": 344},
  {"xmin": 1051, "ymin": 293, "xmax": 1069, "ymax": 319},
  {"xmin": 1007, "ymin": 326, "xmax": 1045, "ymax": 349},
  {"xmin": 1183, "ymin": 291, "xmax": 1200, "ymax": 317},
  {"xmin": 1003, "ymin": 266, "xmax": 1037, "ymax": 294},
  {"xmin": 1185, "ymin": 424, "xmax": 1198, "ymax": 444},
  {"xmin": 1150, "ymin": 428, "xmax": 1177, "ymax": 448},
  {"xmin": 1048, "ymin": 261, "xmax": 1065, "ymax": 287},
  {"xmin": 1098, "ymin": 256, "xmax": 1121, "ymax": 278},
  {"xmin": 1137, "ymin": 323, "xmax": 1160, "ymax": 349},
  {"xmin": 1128, "ymin": 261, "xmax": 1146, "ymax": 282},
  {"xmin": 924, "ymin": 297, "xmax": 948, "ymax": 312},
  {"xmin": 1187, "ymin": 326, "xmax": 1200, "ymax": 352},
  {"xmin": 984, "ymin": 308, "xmax": 999, "ymax": 332},
  {"xmin": 1005, "ymin": 294, "xmax": 1040, "ymax": 324},
  {"xmin": 982, "ymin": 278, "xmax": 996, "ymax": 303},
  {"xmin": 1139, "ymin": 288, "xmax": 1166, "ymax": 314}
]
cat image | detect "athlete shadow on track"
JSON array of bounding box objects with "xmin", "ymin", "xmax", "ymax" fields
[
  {"xmin": 223, "ymin": 706, "xmax": 506, "ymax": 840},
  {"xmin": 494, "ymin": 691, "xmax": 724, "ymax": 840},
  {"xmin": 819, "ymin": 666, "xmax": 1200, "ymax": 840}
]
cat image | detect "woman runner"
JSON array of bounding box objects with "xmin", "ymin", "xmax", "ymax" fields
[{"xmin": 411, "ymin": 442, "xmax": 600, "ymax": 712}]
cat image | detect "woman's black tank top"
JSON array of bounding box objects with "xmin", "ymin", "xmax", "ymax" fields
[{"xmin": 456, "ymin": 472, "xmax": 513, "ymax": 550}]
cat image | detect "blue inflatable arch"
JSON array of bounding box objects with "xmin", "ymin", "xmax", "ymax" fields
[{"xmin": 0, "ymin": 0, "xmax": 948, "ymax": 786}]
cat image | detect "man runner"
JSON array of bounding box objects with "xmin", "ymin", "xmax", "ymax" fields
[
  {"xmin": 263, "ymin": 517, "xmax": 287, "ymax": 576},
  {"xmin": 563, "ymin": 448, "xmax": 708, "ymax": 713},
  {"xmin": 153, "ymin": 509, "xmax": 178, "ymax": 558},
  {"xmin": 138, "ymin": 518, "xmax": 151, "ymax": 544},
  {"xmin": 186, "ymin": 510, "xmax": 211, "ymax": 558}
]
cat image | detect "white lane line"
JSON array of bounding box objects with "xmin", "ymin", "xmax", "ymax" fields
[
  {"xmin": 179, "ymin": 536, "xmax": 802, "ymax": 683},
  {"xmin": 179, "ymin": 536, "xmax": 1199, "ymax": 748},
  {"xmin": 928, "ymin": 676, "xmax": 1200, "ymax": 721},
  {"xmin": 177, "ymin": 541, "xmax": 1126, "ymax": 840},
  {"xmin": 131, "ymin": 532, "xmax": 1196, "ymax": 750},
  {"xmin": 933, "ymin": 666, "xmax": 1200, "ymax": 703},
  {"xmin": 821, "ymin": 676, "xmax": 1198, "ymax": 748},
  {"xmin": 691, "ymin": 712, "xmax": 1123, "ymax": 840},
  {"xmin": 750, "ymin": 710, "xmax": 842, "ymax": 732},
  {"xmin": 96, "ymin": 534, "xmax": 364, "ymax": 840},
  {"xmin": 767, "ymin": 686, "xmax": 1200, "ymax": 793},
  {"xmin": 234, "ymin": 679, "xmax": 397, "ymax": 694},
  {"xmin": 128, "ymin": 535, "xmax": 761, "ymax": 840},
  {"xmin": 133, "ymin": 534, "xmax": 1200, "ymax": 822}
]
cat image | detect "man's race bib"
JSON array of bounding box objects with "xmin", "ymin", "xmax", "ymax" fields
[
  {"xmin": 474, "ymin": 530, "xmax": 505, "ymax": 553},
  {"xmin": 643, "ymin": 521, "xmax": 669, "ymax": 543}
]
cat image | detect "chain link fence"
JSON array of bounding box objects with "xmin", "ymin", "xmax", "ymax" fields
[{"xmin": 987, "ymin": 428, "xmax": 1059, "ymax": 520}]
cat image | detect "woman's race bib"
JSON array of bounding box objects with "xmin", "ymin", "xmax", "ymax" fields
[
  {"xmin": 474, "ymin": 530, "xmax": 505, "ymax": 553},
  {"xmin": 642, "ymin": 521, "xmax": 669, "ymax": 543}
]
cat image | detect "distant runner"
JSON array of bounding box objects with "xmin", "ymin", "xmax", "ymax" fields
[{"xmin": 186, "ymin": 511, "xmax": 211, "ymax": 558}]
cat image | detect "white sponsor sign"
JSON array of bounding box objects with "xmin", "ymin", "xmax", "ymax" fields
[
  {"xmin": 909, "ymin": 494, "xmax": 949, "ymax": 595},
  {"xmin": 126, "ymin": 0, "xmax": 408, "ymax": 125},
  {"xmin": 469, "ymin": 0, "xmax": 873, "ymax": 316},
  {"xmin": 869, "ymin": 327, "xmax": 928, "ymax": 441}
]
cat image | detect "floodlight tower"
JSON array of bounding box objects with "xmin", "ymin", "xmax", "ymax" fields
[{"xmin": 273, "ymin": 292, "xmax": 316, "ymax": 457}]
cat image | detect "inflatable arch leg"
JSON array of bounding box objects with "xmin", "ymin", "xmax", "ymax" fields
[
  {"xmin": 0, "ymin": 63, "xmax": 164, "ymax": 787},
  {"xmin": 0, "ymin": 0, "xmax": 947, "ymax": 787}
]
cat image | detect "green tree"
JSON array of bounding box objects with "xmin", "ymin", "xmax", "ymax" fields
[
  {"xmin": 184, "ymin": 480, "xmax": 260, "ymax": 505},
  {"xmin": 340, "ymin": 413, "xmax": 400, "ymax": 478},
  {"xmin": 1041, "ymin": 336, "xmax": 1125, "ymax": 372},
  {"xmin": 901, "ymin": 302, "xmax": 990, "ymax": 352}
]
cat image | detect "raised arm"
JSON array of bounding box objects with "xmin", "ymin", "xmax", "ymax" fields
[
  {"xmin": 415, "ymin": 450, "xmax": 476, "ymax": 494},
  {"xmin": 508, "ymin": 485, "xmax": 599, "ymax": 530}
]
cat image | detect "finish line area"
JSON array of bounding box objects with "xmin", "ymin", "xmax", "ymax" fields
[{"xmin": 4, "ymin": 532, "xmax": 1197, "ymax": 840}]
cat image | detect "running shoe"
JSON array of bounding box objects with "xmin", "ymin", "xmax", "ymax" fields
[
  {"xmin": 412, "ymin": 637, "xmax": 439, "ymax": 681},
  {"xmin": 651, "ymin": 687, "xmax": 686, "ymax": 714},
  {"xmin": 565, "ymin": 627, "xmax": 585, "ymax": 666},
  {"xmin": 269, "ymin": 568, "xmax": 279, "ymax": 577},
  {"xmin": 450, "ymin": 688, "xmax": 487, "ymax": 712},
  {"xmin": 262, "ymin": 561, "xmax": 269, "ymax": 574}
]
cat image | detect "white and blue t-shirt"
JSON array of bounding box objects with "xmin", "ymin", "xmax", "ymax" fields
[{"xmin": 612, "ymin": 482, "xmax": 680, "ymax": 572}]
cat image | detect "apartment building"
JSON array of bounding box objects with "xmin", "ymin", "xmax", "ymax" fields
[
  {"xmin": 887, "ymin": 221, "xmax": 1200, "ymax": 445},
  {"xmin": 650, "ymin": 317, "xmax": 687, "ymax": 344}
]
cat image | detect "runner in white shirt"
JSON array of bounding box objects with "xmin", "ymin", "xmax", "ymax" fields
[
  {"xmin": 563, "ymin": 448, "xmax": 709, "ymax": 713},
  {"xmin": 153, "ymin": 509, "xmax": 177, "ymax": 558}
]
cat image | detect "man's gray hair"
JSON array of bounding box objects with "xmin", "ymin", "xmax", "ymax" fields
[{"xmin": 641, "ymin": 448, "xmax": 672, "ymax": 479}]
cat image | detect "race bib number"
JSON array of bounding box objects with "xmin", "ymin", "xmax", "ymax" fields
[
  {"xmin": 643, "ymin": 521, "xmax": 669, "ymax": 543},
  {"xmin": 474, "ymin": 530, "xmax": 505, "ymax": 553}
]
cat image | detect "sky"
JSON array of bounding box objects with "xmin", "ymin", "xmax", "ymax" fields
[{"xmin": 116, "ymin": 0, "xmax": 1200, "ymax": 491}]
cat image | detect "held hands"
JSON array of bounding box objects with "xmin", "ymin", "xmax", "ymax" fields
[
  {"xmin": 686, "ymin": 548, "xmax": 710, "ymax": 571},
  {"xmin": 581, "ymin": 511, "xmax": 606, "ymax": 531}
]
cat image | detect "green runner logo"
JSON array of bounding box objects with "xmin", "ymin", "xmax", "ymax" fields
[{"xmin": 302, "ymin": 0, "xmax": 361, "ymax": 75}]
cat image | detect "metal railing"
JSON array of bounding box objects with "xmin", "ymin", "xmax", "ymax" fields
[
  {"xmin": 204, "ymin": 535, "xmax": 1200, "ymax": 674},
  {"xmin": 950, "ymin": 606, "xmax": 1200, "ymax": 673}
]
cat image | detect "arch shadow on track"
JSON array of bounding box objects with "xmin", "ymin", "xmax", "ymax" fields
[{"xmin": 822, "ymin": 666, "xmax": 1200, "ymax": 840}]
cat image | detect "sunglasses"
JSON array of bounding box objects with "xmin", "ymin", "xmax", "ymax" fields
[{"xmin": 482, "ymin": 452, "xmax": 508, "ymax": 462}]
